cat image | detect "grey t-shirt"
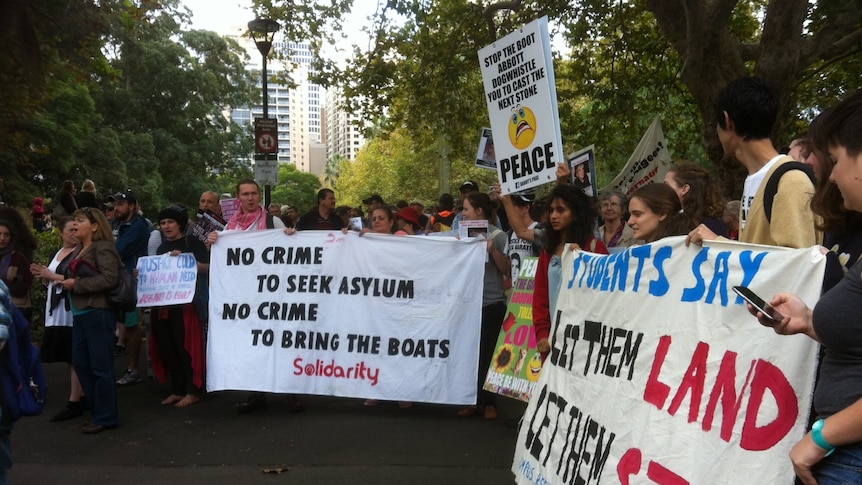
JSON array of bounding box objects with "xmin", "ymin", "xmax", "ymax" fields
[
  {"xmin": 482, "ymin": 224, "xmax": 508, "ymax": 307},
  {"xmin": 813, "ymin": 259, "xmax": 862, "ymax": 418}
]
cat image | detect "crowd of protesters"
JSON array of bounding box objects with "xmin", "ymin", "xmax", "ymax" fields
[{"xmin": 1, "ymin": 77, "xmax": 861, "ymax": 484}]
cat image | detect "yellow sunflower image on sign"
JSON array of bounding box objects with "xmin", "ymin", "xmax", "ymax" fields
[
  {"xmin": 508, "ymin": 105, "xmax": 537, "ymax": 150},
  {"xmin": 494, "ymin": 344, "xmax": 515, "ymax": 372}
]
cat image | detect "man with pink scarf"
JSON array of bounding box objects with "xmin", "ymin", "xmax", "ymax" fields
[{"xmin": 206, "ymin": 179, "xmax": 306, "ymax": 415}]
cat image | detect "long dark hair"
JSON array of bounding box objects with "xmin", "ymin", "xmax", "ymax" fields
[
  {"xmin": 667, "ymin": 161, "xmax": 726, "ymax": 223},
  {"xmin": 809, "ymin": 95, "xmax": 862, "ymax": 234},
  {"xmin": 464, "ymin": 192, "xmax": 496, "ymax": 222},
  {"xmin": 630, "ymin": 184, "xmax": 696, "ymax": 242},
  {"xmin": 0, "ymin": 207, "xmax": 38, "ymax": 260},
  {"xmin": 542, "ymin": 185, "xmax": 595, "ymax": 252}
]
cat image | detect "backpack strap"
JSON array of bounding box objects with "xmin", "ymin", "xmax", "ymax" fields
[
  {"xmin": 763, "ymin": 161, "xmax": 816, "ymax": 223},
  {"xmin": 266, "ymin": 213, "xmax": 275, "ymax": 229}
]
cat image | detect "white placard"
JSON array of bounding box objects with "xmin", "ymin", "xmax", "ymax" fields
[
  {"xmin": 478, "ymin": 16, "xmax": 562, "ymax": 194},
  {"xmin": 135, "ymin": 254, "xmax": 198, "ymax": 307}
]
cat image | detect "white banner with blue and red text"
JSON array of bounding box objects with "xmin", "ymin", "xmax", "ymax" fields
[
  {"xmin": 513, "ymin": 237, "xmax": 825, "ymax": 485},
  {"xmin": 207, "ymin": 230, "xmax": 485, "ymax": 405}
]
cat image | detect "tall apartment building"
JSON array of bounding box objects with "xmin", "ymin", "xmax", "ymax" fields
[
  {"xmin": 231, "ymin": 39, "xmax": 325, "ymax": 173},
  {"xmin": 324, "ymin": 87, "xmax": 366, "ymax": 162}
]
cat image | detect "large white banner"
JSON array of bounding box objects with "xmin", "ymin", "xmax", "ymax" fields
[
  {"xmin": 513, "ymin": 237, "xmax": 825, "ymax": 485},
  {"xmin": 207, "ymin": 230, "xmax": 486, "ymax": 404},
  {"xmin": 479, "ymin": 16, "xmax": 562, "ymax": 195}
]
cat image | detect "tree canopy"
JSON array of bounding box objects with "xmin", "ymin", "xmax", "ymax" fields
[
  {"xmin": 2, "ymin": 0, "xmax": 860, "ymax": 214},
  {"xmin": 1, "ymin": 0, "xmax": 260, "ymax": 215},
  {"xmin": 257, "ymin": 0, "xmax": 862, "ymax": 195}
]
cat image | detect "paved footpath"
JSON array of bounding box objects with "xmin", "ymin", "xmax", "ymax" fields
[{"xmin": 9, "ymin": 354, "xmax": 525, "ymax": 485}]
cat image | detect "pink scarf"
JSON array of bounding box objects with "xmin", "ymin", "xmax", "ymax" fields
[{"xmin": 226, "ymin": 206, "xmax": 267, "ymax": 231}]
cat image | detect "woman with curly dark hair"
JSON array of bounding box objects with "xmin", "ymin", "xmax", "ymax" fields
[
  {"xmin": 664, "ymin": 161, "xmax": 729, "ymax": 237},
  {"xmin": 533, "ymin": 185, "xmax": 608, "ymax": 361}
]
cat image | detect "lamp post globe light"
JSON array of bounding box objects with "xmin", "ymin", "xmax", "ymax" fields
[{"xmin": 248, "ymin": 17, "xmax": 280, "ymax": 207}]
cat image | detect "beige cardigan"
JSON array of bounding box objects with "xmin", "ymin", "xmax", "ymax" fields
[{"xmin": 739, "ymin": 157, "xmax": 822, "ymax": 248}]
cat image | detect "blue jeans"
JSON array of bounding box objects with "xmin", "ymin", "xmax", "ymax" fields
[
  {"xmin": 814, "ymin": 442, "xmax": 862, "ymax": 485},
  {"xmin": 73, "ymin": 308, "xmax": 119, "ymax": 427}
]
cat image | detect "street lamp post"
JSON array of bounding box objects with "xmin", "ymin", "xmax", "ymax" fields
[{"xmin": 248, "ymin": 17, "xmax": 281, "ymax": 208}]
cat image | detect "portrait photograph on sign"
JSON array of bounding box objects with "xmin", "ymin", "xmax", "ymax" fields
[
  {"xmin": 475, "ymin": 128, "xmax": 497, "ymax": 170},
  {"xmin": 567, "ymin": 145, "xmax": 597, "ymax": 197}
]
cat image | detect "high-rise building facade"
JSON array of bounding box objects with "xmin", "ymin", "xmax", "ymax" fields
[{"xmin": 324, "ymin": 87, "xmax": 366, "ymax": 162}]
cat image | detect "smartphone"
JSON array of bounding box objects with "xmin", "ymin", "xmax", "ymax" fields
[{"xmin": 732, "ymin": 286, "xmax": 784, "ymax": 323}]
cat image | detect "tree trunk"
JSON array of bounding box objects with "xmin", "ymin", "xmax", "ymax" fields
[{"xmin": 646, "ymin": 0, "xmax": 827, "ymax": 197}]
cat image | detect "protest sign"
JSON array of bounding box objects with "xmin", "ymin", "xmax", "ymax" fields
[
  {"xmin": 602, "ymin": 116, "xmax": 673, "ymax": 197},
  {"xmin": 188, "ymin": 209, "xmax": 226, "ymax": 244},
  {"xmin": 484, "ymin": 257, "xmax": 542, "ymax": 402},
  {"xmin": 220, "ymin": 198, "xmax": 240, "ymax": 221},
  {"xmin": 459, "ymin": 219, "xmax": 489, "ymax": 240},
  {"xmin": 208, "ymin": 230, "xmax": 486, "ymax": 404},
  {"xmin": 135, "ymin": 253, "xmax": 198, "ymax": 307},
  {"xmin": 479, "ymin": 16, "xmax": 561, "ymax": 195},
  {"xmin": 568, "ymin": 145, "xmax": 597, "ymax": 197},
  {"xmin": 513, "ymin": 237, "xmax": 825, "ymax": 484},
  {"xmin": 476, "ymin": 127, "xmax": 497, "ymax": 170}
]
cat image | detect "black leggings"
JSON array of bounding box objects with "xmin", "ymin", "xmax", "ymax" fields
[
  {"xmin": 152, "ymin": 308, "xmax": 200, "ymax": 396},
  {"xmin": 477, "ymin": 302, "xmax": 507, "ymax": 408}
]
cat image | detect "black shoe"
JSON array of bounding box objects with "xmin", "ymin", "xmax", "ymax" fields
[
  {"xmin": 82, "ymin": 422, "xmax": 116, "ymax": 434},
  {"xmin": 236, "ymin": 396, "xmax": 268, "ymax": 414},
  {"xmin": 50, "ymin": 401, "xmax": 85, "ymax": 422}
]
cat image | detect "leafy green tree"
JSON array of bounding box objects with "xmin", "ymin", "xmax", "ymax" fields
[
  {"xmin": 1, "ymin": 0, "xmax": 257, "ymax": 216},
  {"xmin": 95, "ymin": 5, "xmax": 258, "ymax": 212},
  {"xmin": 256, "ymin": 0, "xmax": 861, "ymax": 196},
  {"xmin": 336, "ymin": 128, "xmax": 500, "ymax": 208},
  {"xmin": 271, "ymin": 164, "xmax": 322, "ymax": 214},
  {"xmin": 323, "ymin": 154, "xmax": 347, "ymax": 189},
  {"xmin": 0, "ymin": 0, "xmax": 120, "ymax": 200}
]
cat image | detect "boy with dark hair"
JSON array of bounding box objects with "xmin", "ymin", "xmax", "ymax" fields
[{"xmin": 688, "ymin": 76, "xmax": 820, "ymax": 249}]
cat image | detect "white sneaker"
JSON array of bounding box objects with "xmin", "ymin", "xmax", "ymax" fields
[{"xmin": 117, "ymin": 369, "xmax": 141, "ymax": 386}]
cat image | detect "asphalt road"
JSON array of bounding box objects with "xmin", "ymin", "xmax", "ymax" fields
[{"xmin": 9, "ymin": 351, "xmax": 525, "ymax": 485}]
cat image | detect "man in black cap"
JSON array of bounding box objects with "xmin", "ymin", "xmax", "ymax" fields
[
  {"xmin": 498, "ymin": 189, "xmax": 540, "ymax": 283},
  {"xmin": 362, "ymin": 194, "xmax": 384, "ymax": 228},
  {"xmin": 102, "ymin": 196, "xmax": 118, "ymax": 231},
  {"xmin": 112, "ymin": 189, "xmax": 150, "ymax": 386}
]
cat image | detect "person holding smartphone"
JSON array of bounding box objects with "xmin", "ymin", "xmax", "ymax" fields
[{"xmin": 750, "ymin": 89, "xmax": 862, "ymax": 485}]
